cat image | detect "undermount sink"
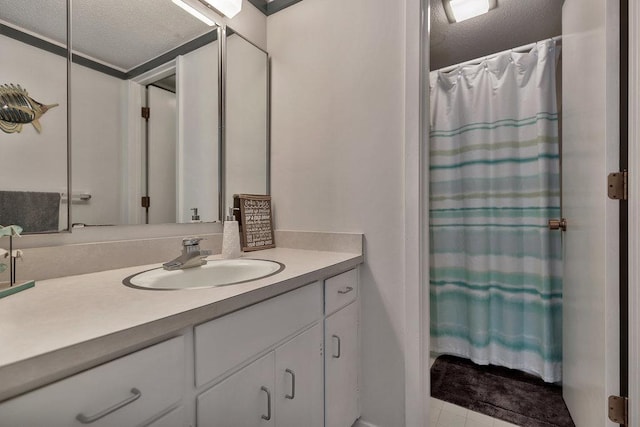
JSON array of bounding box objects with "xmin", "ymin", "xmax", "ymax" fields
[{"xmin": 123, "ymin": 259, "xmax": 285, "ymax": 290}]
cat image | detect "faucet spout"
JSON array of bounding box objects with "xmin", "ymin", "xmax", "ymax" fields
[{"xmin": 163, "ymin": 237, "xmax": 212, "ymax": 271}]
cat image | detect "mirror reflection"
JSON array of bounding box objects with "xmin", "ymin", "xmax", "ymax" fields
[
  {"xmin": 225, "ymin": 29, "xmax": 269, "ymax": 211},
  {"xmin": 0, "ymin": 1, "xmax": 270, "ymax": 233},
  {"xmin": 0, "ymin": 0, "xmax": 69, "ymax": 233},
  {"xmin": 70, "ymin": 1, "xmax": 220, "ymax": 226}
]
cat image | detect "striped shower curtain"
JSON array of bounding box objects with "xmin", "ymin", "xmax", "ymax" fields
[{"xmin": 429, "ymin": 40, "xmax": 562, "ymax": 382}]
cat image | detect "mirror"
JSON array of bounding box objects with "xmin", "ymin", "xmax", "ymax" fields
[
  {"xmin": 0, "ymin": 1, "xmax": 270, "ymax": 233},
  {"xmin": 0, "ymin": 0, "xmax": 70, "ymax": 233},
  {"xmin": 70, "ymin": 1, "xmax": 221, "ymax": 226},
  {"xmin": 225, "ymin": 28, "xmax": 269, "ymax": 212}
]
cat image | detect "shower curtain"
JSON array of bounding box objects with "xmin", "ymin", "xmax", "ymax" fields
[{"xmin": 429, "ymin": 40, "xmax": 562, "ymax": 382}]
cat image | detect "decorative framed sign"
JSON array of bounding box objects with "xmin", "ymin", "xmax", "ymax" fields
[{"xmin": 233, "ymin": 194, "xmax": 275, "ymax": 251}]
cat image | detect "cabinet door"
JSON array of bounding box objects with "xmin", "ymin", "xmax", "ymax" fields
[
  {"xmin": 324, "ymin": 302, "xmax": 359, "ymax": 427},
  {"xmin": 195, "ymin": 282, "xmax": 322, "ymax": 387},
  {"xmin": 197, "ymin": 352, "xmax": 275, "ymax": 427},
  {"xmin": 145, "ymin": 406, "xmax": 186, "ymax": 427},
  {"xmin": 275, "ymin": 323, "xmax": 324, "ymax": 427}
]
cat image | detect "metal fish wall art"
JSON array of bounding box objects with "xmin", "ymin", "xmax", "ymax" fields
[{"xmin": 0, "ymin": 84, "xmax": 58, "ymax": 134}]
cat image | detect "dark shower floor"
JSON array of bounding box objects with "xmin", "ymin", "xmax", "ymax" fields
[{"xmin": 430, "ymin": 355, "xmax": 575, "ymax": 427}]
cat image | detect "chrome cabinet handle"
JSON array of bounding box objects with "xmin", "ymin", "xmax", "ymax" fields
[
  {"xmin": 76, "ymin": 388, "xmax": 141, "ymax": 424},
  {"xmin": 285, "ymin": 369, "xmax": 296, "ymax": 400},
  {"xmin": 260, "ymin": 386, "xmax": 272, "ymax": 420},
  {"xmin": 338, "ymin": 286, "xmax": 354, "ymax": 295},
  {"xmin": 332, "ymin": 334, "xmax": 341, "ymax": 358}
]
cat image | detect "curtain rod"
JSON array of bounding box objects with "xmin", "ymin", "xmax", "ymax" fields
[{"xmin": 434, "ymin": 36, "xmax": 562, "ymax": 74}]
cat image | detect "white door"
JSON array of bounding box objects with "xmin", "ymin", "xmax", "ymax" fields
[
  {"xmin": 197, "ymin": 353, "xmax": 275, "ymax": 427},
  {"xmin": 275, "ymin": 324, "xmax": 324, "ymax": 427},
  {"xmin": 147, "ymin": 85, "xmax": 177, "ymax": 224},
  {"xmin": 561, "ymin": 1, "xmax": 621, "ymax": 425}
]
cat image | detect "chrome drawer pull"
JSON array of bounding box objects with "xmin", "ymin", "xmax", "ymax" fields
[
  {"xmin": 332, "ymin": 334, "xmax": 341, "ymax": 358},
  {"xmin": 76, "ymin": 387, "xmax": 141, "ymax": 424},
  {"xmin": 338, "ymin": 286, "xmax": 354, "ymax": 295},
  {"xmin": 285, "ymin": 369, "xmax": 296, "ymax": 400},
  {"xmin": 260, "ymin": 386, "xmax": 272, "ymax": 420}
]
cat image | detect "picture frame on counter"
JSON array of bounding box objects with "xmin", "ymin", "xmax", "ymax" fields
[{"xmin": 233, "ymin": 194, "xmax": 275, "ymax": 251}]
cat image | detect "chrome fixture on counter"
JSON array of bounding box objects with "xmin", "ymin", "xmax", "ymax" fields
[{"xmin": 163, "ymin": 237, "xmax": 212, "ymax": 271}]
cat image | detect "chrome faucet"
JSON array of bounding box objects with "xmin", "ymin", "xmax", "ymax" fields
[{"xmin": 163, "ymin": 237, "xmax": 212, "ymax": 271}]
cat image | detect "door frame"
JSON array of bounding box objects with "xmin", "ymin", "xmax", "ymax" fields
[
  {"xmin": 626, "ymin": 1, "xmax": 640, "ymax": 424},
  {"xmin": 124, "ymin": 61, "xmax": 177, "ymax": 225},
  {"xmin": 403, "ymin": 0, "xmax": 428, "ymax": 425},
  {"xmin": 411, "ymin": 1, "xmax": 631, "ymax": 426}
]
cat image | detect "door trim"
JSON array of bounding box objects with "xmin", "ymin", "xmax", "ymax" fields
[
  {"xmin": 404, "ymin": 0, "xmax": 428, "ymax": 426},
  {"xmin": 627, "ymin": 0, "xmax": 640, "ymax": 424},
  {"xmin": 619, "ymin": 0, "xmax": 630, "ymax": 411}
]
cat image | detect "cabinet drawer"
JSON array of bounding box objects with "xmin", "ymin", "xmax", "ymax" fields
[
  {"xmin": 195, "ymin": 281, "xmax": 322, "ymax": 387},
  {"xmin": 324, "ymin": 269, "xmax": 358, "ymax": 315},
  {"xmin": 0, "ymin": 336, "xmax": 185, "ymax": 427}
]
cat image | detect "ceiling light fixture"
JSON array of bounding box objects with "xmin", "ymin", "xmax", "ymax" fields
[
  {"xmin": 201, "ymin": 0, "xmax": 243, "ymax": 19},
  {"xmin": 443, "ymin": 0, "xmax": 497, "ymax": 23},
  {"xmin": 172, "ymin": 0, "xmax": 219, "ymax": 26}
]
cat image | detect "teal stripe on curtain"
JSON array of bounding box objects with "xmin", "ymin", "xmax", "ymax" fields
[
  {"xmin": 429, "ymin": 40, "xmax": 563, "ymax": 382},
  {"xmin": 429, "ymin": 112, "xmax": 559, "ymax": 138}
]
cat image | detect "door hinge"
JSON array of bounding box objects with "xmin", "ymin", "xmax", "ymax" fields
[
  {"xmin": 141, "ymin": 107, "xmax": 150, "ymax": 120},
  {"xmin": 141, "ymin": 196, "xmax": 150, "ymax": 208},
  {"xmin": 608, "ymin": 170, "xmax": 628, "ymax": 200},
  {"xmin": 608, "ymin": 395, "xmax": 628, "ymax": 425}
]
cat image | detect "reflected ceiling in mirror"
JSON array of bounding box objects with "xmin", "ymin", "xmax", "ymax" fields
[{"xmin": 2, "ymin": 0, "xmax": 215, "ymax": 72}]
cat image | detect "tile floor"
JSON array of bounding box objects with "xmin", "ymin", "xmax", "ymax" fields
[
  {"xmin": 429, "ymin": 357, "xmax": 520, "ymax": 427},
  {"xmin": 429, "ymin": 397, "xmax": 519, "ymax": 427}
]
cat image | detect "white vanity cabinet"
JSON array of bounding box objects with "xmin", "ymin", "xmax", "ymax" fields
[
  {"xmin": 196, "ymin": 283, "xmax": 324, "ymax": 427},
  {"xmin": 275, "ymin": 323, "xmax": 324, "ymax": 427},
  {"xmin": 0, "ymin": 336, "xmax": 186, "ymax": 427},
  {"xmin": 0, "ymin": 264, "xmax": 361, "ymax": 427},
  {"xmin": 198, "ymin": 352, "xmax": 277, "ymax": 427},
  {"xmin": 197, "ymin": 324, "xmax": 324, "ymax": 427},
  {"xmin": 324, "ymin": 269, "xmax": 360, "ymax": 427}
]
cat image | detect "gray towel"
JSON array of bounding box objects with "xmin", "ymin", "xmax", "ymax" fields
[{"xmin": 0, "ymin": 191, "xmax": 60, "ymax": 233}]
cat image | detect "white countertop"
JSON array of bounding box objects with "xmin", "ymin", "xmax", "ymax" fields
[{"xmin": 0, "ymin": 247, "xmax": 363, "ymax": 401}]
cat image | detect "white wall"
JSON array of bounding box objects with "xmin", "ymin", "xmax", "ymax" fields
[
  {"xmin": 268, "ymin": 1, "xmax": 408, "ymax": 425},
  {"xmin": 221, "ymin": 2, "xmax": 268, "ymax": 50}
]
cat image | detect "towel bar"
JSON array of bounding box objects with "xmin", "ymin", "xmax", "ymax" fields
[{"xmin": 60, "ymin": 193, "xmax": 92, "ymax": 203}]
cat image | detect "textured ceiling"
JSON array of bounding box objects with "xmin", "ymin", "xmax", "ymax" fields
[
  {"xmin": 0, "ymin": 0, "xmax": 212, "ymax": 71},
  {"xmin": 1, "ymin": 0, "xmax": 562, "ymax": 72},
  {"xmin": 430, "ymin": 0, "xmax": 562, "ymax": 70}
]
